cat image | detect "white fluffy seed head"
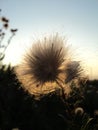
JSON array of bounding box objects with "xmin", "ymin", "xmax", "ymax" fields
[{"xmin": 15, "ymin": 34, "xmax": 82, "ymax": 96}]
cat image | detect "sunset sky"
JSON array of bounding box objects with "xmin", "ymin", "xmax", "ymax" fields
[{"xmin": 1, "ymin": 0, "xmax": 98, "ymax": 79}]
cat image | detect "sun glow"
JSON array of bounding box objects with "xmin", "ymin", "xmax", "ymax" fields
[
  {"xmin": 79, "ymin": 50, "xmax": 98, "ymax": 79},
  {"xmin": 3, "ymin": 42, "xmax": 25, "ymax": 66},
  {"xmin": 2, "ymin": 38, "xmax": 98, "ymax": 80}
]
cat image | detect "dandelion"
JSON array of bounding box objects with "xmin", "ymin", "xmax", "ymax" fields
[
  {"xmin": 75, "ymin": 107, "xmax": 84, "ymax": 116},
  {"xmin": 15, "ymin": 34, "xmax": 82, "ymax": 96},
  {"xmin": 65, "ymin": 61, "xmax": 83, "ymax": 83}
]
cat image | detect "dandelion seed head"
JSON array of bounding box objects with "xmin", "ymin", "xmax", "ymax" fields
[
  {"xmin": 15, "ymin": 34, "xmax": 83, "ymax": 96},
  {"xmin": 65, "ymin": 61, "xmax": 83, "ymax": 83}
]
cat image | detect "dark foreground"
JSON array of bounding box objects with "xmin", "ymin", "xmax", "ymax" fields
[{"xmin": 0, "ymin": 65, "xmax": 98, "ymax": 130}]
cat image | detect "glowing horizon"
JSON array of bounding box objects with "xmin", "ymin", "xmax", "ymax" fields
[{"xmin": 2, "ymin": 35, "xmax": 98, "ymax": 80}]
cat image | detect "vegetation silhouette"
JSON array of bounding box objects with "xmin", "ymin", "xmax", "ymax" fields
[
  {"xmin": 0, "ymin": 9, "xmax": 98, "ymax": 130},
  {"xmin": 15, "ymin": 34, "xmax": 83, "ymax": 98}
]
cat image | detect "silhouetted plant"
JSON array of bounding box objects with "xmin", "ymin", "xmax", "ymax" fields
[
  {"xmin": 15, "ymin": 34, "xmax": 83, "ymax": 98},
  {"xmin": 0, "ymin": 9, "xmax": 18, "ymax": 62},
  {"xmin": 1, "ymin": 9, "xmax": 98, "ymax": 130}
]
